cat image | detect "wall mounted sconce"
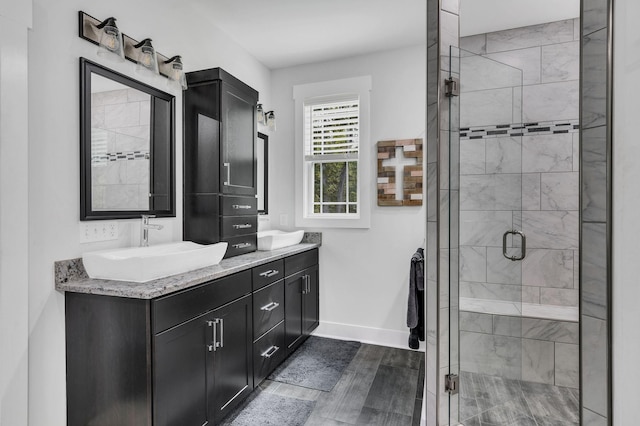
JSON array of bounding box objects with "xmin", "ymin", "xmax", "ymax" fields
[
  {"xmin": 257, "ymin": 103, "xmax": 276, "ymax": 131},
  {"xmin": 79, "ymin": 11, "xmax": 187, "ymax": 89},
  {"xmin": 95, "ymin": 17, "xmax": 125, "ymax": 62},
  {"xmin": 162, "ymin": 56, "xmax": 187, "ymax": 90},
  {"xmin": 133, "ymin": 38, "xmax": 159, "ymax": 76}
]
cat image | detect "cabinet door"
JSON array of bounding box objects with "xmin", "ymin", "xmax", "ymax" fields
[
  {"xmin": 210, "ymin": 294, "xmax": 254, "ymax": 423},
  {"xmin": 284, "ymin": 270, "xmax": 305, "ymax": 353},
  {"xmin": 220, "ymin": 82, "xmax": 257, "ymax": 196},
  {"xmin": 303, "ymin": 265, "xmax": 320, "ymax": 336},
  {"xmin": 154, "ymin": 311, "xmax": 211, "ymax": 426}
]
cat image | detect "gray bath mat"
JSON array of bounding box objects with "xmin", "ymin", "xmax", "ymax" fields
[
  {"xmin": 220, "ymin": 391, "xmax": 315, "ymax": 426},
  {"xmin": 267, "ymin": 336, "xmax": 361, "ymax": 391}
]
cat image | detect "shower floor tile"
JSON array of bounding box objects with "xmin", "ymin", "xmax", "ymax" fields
[{"xmin": 459, "ymin": 371, "xmax": 579, "ymax": 426}]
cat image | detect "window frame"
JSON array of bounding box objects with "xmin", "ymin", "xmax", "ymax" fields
[
  {"xmin": 293, "ymin": 76, "xmax": 372, "ymax": 229},
  {"xmin": 305, "ymin": 96, "xmax": 360, "ymax": 218}
]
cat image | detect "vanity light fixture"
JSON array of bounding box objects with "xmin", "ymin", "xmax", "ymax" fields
[
  {"xmin": 79, "ymin": 11, "xmax": 187, "ymax": 88},
  {"xmin": 265, "ymin": 111, "xmax": 276, "ymax": 131},
  {"xmin": 95, "ymin": 17, "xmax": 125, "ymax": 62},
  {"xmin": 256, "ymin": 103, "xmax": 266, "ymax": 125},
  {"xmin": 256, "ymin": 104, "xmax": 276, "ymax": 131},
  {"xmin": 134, "ymin": 38, "xmax": 159, "ymax": 76},
  {"xmin": 161, "ymin": 56, "xmax": 188, "ymax": 90}
]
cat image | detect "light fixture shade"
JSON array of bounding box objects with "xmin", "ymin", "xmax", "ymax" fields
[
  {"xmin": 134, "ymin": 38, "xmax": 159, "ymax": 76},
  {"xmin": 96, "ymin": 17, "xmax": 125, "ymax": 62},
  {"xmin": 164, "ymin": 56, "xmax": 187, "ymax": 90},
  {"xmin": 266, "ymin": 111, "xmax": 276, "ymax": 131},
  {"xmin": 256, "ymin": 104, "xmax": 266, "ymax": 125}
]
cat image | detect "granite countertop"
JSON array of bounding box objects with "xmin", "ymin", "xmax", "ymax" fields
[{"xmin": 55, "ymin": 242, "xmax": 319, "ymax": 300}]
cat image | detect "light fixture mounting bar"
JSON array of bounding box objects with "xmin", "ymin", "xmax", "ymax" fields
[{"xmin": 78, "ymin": 11, "xmax": 177, "ymax": 79}]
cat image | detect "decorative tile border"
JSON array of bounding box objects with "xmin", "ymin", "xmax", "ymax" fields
[
  {"xmin": 91, "ymin": 151, "xmax": 150, "ymax": 164},
  {"xmin": 461, "ymin": 119, "xmax": 580, "ymax": 140},
  {"xmin": 377, "ymin": 138, "xmax": 423, "ymax": 206}
]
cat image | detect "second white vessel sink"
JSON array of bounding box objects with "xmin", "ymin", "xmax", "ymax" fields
[
  {"xmin": 82, "ymin": 241, "xmax": 228, "ymax": 283},
  {"xmin": 257, "ymin": 230, "xmax": 304, "ymax": 251}
]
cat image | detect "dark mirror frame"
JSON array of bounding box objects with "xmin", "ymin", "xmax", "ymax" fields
[
  {"xmin": 257, "ymin": 132, "xmax": 268, "ymax": 215},
  {"xmin": 80, "ymin": 58, "xmax": 176, "ymax": 220}
]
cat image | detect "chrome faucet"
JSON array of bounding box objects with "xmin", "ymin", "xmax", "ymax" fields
[{"xmin": 141, "ymin": 215, "xmax": 164, "ymax": 247}]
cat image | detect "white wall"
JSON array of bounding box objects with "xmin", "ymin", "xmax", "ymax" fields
[
  {"xmin": 0, "ymin": 3, "xmax": 31, "ymax": 425},
  {"xmin": 27, "ymin": 1, "xmax": 271, "ymax": 424},
  {"xmin": 613, "ymin": 0, "xmax": 640, "ymax": 423},
  {"xmin": 270, "ymin": 45, "xmax": 426, "ymax": 348}
]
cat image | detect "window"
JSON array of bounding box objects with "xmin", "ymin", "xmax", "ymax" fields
[
  {"xmin": 293, "ymin": 76, "xmax": 371, "ymax": 229},
  {"xmin": 304, "ymin": 97, "xmax": 359, "ymax": 216}
]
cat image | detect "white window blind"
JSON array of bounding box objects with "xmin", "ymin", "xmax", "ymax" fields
[{"xmin": 304, "ymin": 98, "xmax": 360, "ymax": 160}]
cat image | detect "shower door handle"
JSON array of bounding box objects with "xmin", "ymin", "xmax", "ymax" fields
[{"xmin": 502, "ymin": 230, "xmax": 526, "ymax": 261}]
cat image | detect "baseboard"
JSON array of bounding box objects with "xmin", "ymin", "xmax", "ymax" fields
[{"xmin": 313, "ymin": 321, "xmax": 425, "ymax": 352}]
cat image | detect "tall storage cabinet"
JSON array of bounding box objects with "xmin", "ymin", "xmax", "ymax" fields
[{"xmin": 184, "ymin": 68, "xmax": 259, "ymax": 257}]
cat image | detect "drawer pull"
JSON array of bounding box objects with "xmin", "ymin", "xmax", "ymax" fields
[
  {"xmin": 261, "ymin": 345, "xmax": 280, "ymax": 359},
  {"xmin": 232, "ymin": 242, "xmax": 252, "ymax": 249},
  {"xmin": 233, "ymin": 223, "xmax": 253, "ymax": 229},
  {"xmin": 260, "ymin": 301, "xmax": 280, "ymax": 312},
  {"xmin": 232, "ymin": 204, "xmax": 252, "ymax": 210},
  {"xmin": 259, "ymin": 269, "xmax": 279, "ymax": 278}
]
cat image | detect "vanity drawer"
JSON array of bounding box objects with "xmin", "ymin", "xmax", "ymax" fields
[
  {"xmin": 253, "ymin": 280, "xmax": 285, "ymax": 339},
  {"xmin": 252, "ymin": 259, "xmax": 284, "ymax": 291},
  {"xmin": 221, "ymin": 215, "xmax": 258, "ymax": 238},
  {"xmin": 223, "ymin": 234, "xmax": 257, "ymax": 258},
  {"xmin": 253, "ymin": 321, "xmax": 285, "ymax": 387},
  {"xmin": 220, "ymin": 195, "xmax": 257, "ymax": 216},
  {"xmin": 284, "ymin": 248, "xmax": 319, "ymax": 277},
  {"xmin": 152, "ymin": 270, "xmax": 251, "ymax": 334}
]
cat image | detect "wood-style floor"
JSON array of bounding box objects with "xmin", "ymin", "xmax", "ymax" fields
[{"xmin": 256, "ymin": 343, "xmax": 425, "ymax": 426}]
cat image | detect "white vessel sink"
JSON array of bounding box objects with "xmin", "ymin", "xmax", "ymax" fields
[
  {"xmin": 257, "ymin": 230, "xmax": 305, "ymax": 251},
  {"xmin": 82, "ymin": 241, "xmax": 228, "ymax": 283}
]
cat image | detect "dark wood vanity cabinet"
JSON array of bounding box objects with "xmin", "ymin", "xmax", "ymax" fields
[
  {"xmin": 65, "ymin": 248, "xmax": 319, "ymax": 426},
  {"xmin": 284, "ymin": 249, "xmax": 320, "ymax": 355},
  {"xmin": 153, "ymin": 294, "xmax": 253, "ymax": 425},
  {"xmin": 184, "ymin": 68, "xmax": 258, "ymax": 257},
  {"xmin": 66, "ymin": 271, "xmax": 254, "ymax": 426}
]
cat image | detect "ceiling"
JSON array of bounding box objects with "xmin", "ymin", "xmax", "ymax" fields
[{"xmin": 188, "ymin": 0, "xmax": 579, "ymax": 70}]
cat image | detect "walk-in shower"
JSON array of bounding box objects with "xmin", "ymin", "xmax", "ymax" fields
[{"xmin": 441, "ymin": 20, "xmax": 581, "ymax": 425}]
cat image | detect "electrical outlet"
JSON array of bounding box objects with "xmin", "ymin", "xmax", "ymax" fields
[
  {"xmin": 80, "ymin": 221, "xmax": 119, "ymax": 243},
  {"xmin": 279, "ymin": 214, "xmax": 288, "ymax": 227}
]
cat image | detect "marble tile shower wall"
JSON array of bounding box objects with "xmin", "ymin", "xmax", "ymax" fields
[
  {"xmin": 90, "ymin": 88, "xmax": 151, "ymax": 210},
  {"xmin": 459, "ymin": 19, "xmax": 580, "ymax": 308}
]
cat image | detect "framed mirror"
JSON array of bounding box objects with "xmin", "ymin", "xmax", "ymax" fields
[
  {"xmin": 80, "ymin": 58, "xmax": 175, "ymax": 220},
  {"xmin": 257, "ymin": 132, "xmax": 268, "ymax": 214}
]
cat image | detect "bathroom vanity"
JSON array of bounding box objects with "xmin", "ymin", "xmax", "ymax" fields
[{"xmin": 59, "ymin": 244, "xmax": 319, "ymax": 426}]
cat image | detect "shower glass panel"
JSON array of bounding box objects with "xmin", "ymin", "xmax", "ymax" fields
[{"xmin": 450, "ymin": 47, "xmax": 527, "ymax": 424}]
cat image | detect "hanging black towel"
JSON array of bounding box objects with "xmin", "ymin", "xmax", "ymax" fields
[{"xmin": 407, "ymin": 247, "xmax": 425, "ymax": 349}]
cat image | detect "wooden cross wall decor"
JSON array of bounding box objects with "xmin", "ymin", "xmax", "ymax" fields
[{"xmin": 377, "ymin": 139, "xmax": 423, "ymax": 206}]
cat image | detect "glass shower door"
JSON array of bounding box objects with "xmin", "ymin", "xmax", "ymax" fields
[{"xmin": 449, "ymin": 47, "xmax": 525, "ymax": 425}]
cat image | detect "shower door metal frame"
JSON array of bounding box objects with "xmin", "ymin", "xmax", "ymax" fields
[{"xmin": 424, "ymin": 0, "xmax": 615, "ymax": 424}]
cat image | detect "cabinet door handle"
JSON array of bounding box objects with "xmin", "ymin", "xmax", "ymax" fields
[
  {"xmin": 261, "ymin": 345, "xmax": 280, "ymax": 359},
  {"xmin": 223, "ymin": 162, "xmax": 230, "ymax": 186},
  {"xmin": 208, "ymin": 320, "xmax": 217, "ymax": 352},
  {"xmin": 301, "ymin": 275, "xmax": 308, "ymax": 294},
  {"xmin": 218, "ymin": 318, "xmax": 224, "ymax": 349},
  {"xmin": 306, "ymin": 275, "xmax": 311, "ymax": 294},
  {"xmin": 233, "ymin": 242, "xmax": 252, "ymax": 249},
  {"xmin": 233, "ymin": 223, "xmax": 253, "ymax": 229},
  {"xmin": 259, "ymin": 269, "xmax": 279, "ymax": 278},
  {"xmin": 232, "ymin": 204, "xmax": 253, "ymax": 210},
  {"xmin": 260, "ymin": 301, "xmax": 280, "ymax": 312}
]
